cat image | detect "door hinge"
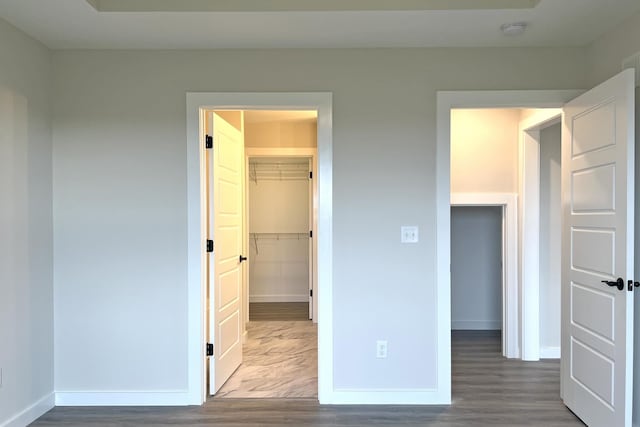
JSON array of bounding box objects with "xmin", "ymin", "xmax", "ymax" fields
[
  {"xmin": 205, "ymin": 135, "xmax": 213, "ymax": 149},
  {"xmin": 207, "ymin": 240, "xmax": 214, "ymax": 253},
  {"xmin": 309, "ymin": 230, "xmax": 313, "ymax": 238},
  {"xmin": 206, "ymin": 343, "xmax": 214, "ymax": 356},
  {"xmin": 629, "ymin": 280, "xmax": 640, "ymax": 291},
  {"xmin": 309, "ymin": 171, "xmax": 313, "ymax": 179},
  {"xmin": 310, "ymin": 289, "xmax": 313, "ymax": 297}
]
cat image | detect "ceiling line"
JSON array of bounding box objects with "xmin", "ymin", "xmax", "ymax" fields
[{"xmin": 87, "ymin": 0, "xmax": 541, "ymax": 12}]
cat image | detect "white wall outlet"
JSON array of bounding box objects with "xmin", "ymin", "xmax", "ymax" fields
[
  {"xmin": 401, "ymin": 226, "xmax": 419, "ymax": 243},
  {"xmin": 376, "ymin": 340, "xmax": 388, "ymax": 358}
]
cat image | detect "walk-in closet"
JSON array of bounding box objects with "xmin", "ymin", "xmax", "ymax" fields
[{"xmin": 248, "ymin": 157, "xmax": 312, "ymax": 316}]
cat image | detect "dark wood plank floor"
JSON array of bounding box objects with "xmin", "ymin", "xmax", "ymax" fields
[
  {"xmin": 249, "ymin": 302, "xmax": 309, "ymax": 321},
  {"xmin": 31, "ymin": 330, "xmax": 583, "ymax": 426}
]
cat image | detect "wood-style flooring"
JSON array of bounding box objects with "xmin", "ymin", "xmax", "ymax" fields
[
  {"xmin": 249, "ymin": 302, "xmax": 309, "ymax": 321},
  {"xmin": 31, "ymin": 330, "xmax": 584, "ymax": 426},
  {"xmin": 216, "ymin": 320, "xmax": 317, "ymax": 398}
]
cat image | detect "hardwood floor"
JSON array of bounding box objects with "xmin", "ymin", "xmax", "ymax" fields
[
  {"xmin": 249, "ymin": 302, "xmax": 309, "ymax": 321},
  {"xmin": 31, "ymin": 331, "xmax": 583, "ymax": 426}
]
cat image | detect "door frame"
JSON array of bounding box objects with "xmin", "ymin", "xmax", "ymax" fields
[
  {"xmin": 245, "ymin": 147, "xmax": 318, "ymax": 324},
  {"xmin": 518, "ymin": 109, "xmax": 562, "ymax": 361},
  {"xmin": 436, "ymin": 90, "xmax": 581, "ymax": 401},
  {"xmin": 450, "ymin": 193, "xmax": 518, "ymax": 358},
  {"xmin": 186, "ymin": 92, "xmax": 333, "ymax": 405}
]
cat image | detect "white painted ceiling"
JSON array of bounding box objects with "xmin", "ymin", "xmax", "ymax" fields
[
  {"xmin": 244, "ymin": 110, "xmax": 317, "ymax": 124},
  {"xmin": 0, "ymin": 0, "xmax": 638, "ymax": 49}
]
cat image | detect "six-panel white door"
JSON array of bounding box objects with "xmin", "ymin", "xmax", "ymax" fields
[
  {"xmin": 207, "ymin": 112, "xmax": 244, "ymax": 395},
  {"xmin": 561, "ymin": 69, "xmax": 635, "ymax": 427}
]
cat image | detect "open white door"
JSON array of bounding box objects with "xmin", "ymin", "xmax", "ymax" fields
[
  {"xmin": 207, "ymin": 112, "xmax": 244, "ymax": 395},
  {"xmin": 561, "ymin": 69, "xmax": 635, "ymax": 427}
]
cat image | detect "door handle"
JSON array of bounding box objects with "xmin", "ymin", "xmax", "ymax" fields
[
  {"xmin": 601, "ymin": 277, "xmax": 624, "ymax": 291},
  {"xmin": 239, "ymin": 255, "xmax": 247, "ymax": 263}
]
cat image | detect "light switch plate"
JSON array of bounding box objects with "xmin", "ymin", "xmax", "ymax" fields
[{"xmin": 401, "ymin": 226, "xmax": 419, "ymax": 243}]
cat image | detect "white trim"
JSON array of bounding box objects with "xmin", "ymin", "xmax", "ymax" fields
[
  {"xmin": 437, "ymin": 91, "xmax": 582, "ymax": 394},
  {"xmin": 0, "ymin": 393, "xmax": 54, "ymax": 427},
  {"xmin": 330, "ymin": 389, "xmax": 447, "ymax": 405},
  {"xmin": 451, "ymin": 320, "xmax": 502, "ymax": 330},
  {"xmin": 186, "ymin": 92, "xmax": 333, "ymax": 405},
  {"xmin": 55, "ymin": 391, "xmax": 191, "ymax": 406},
  {"xmin": 451, "ymin": 192, "xmax": 518, "ymax": 358},
  {"xmin": 540, "ymin": 347, "xmax": 561, "ymax": 359},
  {"xmin": 518, "ymin": 109, "xmax": 562, "ymax": 361},
  {"xmin": 249, "ymin": 294, "xmax": 309, "ymax": 303}
]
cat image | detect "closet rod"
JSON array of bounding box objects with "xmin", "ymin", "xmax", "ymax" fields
[{"xmin": 249, "ymin": 232, "xmax": 309, "ymax": 240}]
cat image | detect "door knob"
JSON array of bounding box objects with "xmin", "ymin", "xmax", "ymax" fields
[
  {"xmin": 239, "ymin": 255, "xmax": 247, "ymax": 263},
  {"xmin": 601, "ymin": 277, "xmax": 624, "ymax": 291}
]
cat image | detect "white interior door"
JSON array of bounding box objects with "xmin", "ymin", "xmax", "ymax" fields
[
  {"xmin": 208, "ymin": 112, "xmax": 244, "ymax": 395},
  {"xmin": 561, "ymin": 69, "xmax": 635, "ymax": 427}
]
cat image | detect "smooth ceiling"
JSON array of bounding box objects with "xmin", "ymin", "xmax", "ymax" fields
[{"xmin": 0, "ymin": 0, "xmax": 638, "ymax": 49}]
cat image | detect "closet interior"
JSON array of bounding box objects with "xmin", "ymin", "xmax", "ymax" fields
[{"xmin": 248, "ymin": 156, "xmax": 312, "ymax": 319}]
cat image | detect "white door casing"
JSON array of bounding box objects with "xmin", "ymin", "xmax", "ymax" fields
[
  {"xmin": 450, "ymin": 192, "xmax": 518, "ymax": 358},
  {"xmin": 208, "ymin": 112, "xmax": 244, "ymax": 394},
  {"xmin": 308, "ymin": 157, "xmax": 313, "ymax": 319},
  {"xmin": 187, "ymin": 93, "xmax": 332, "ymax": 405},
  {"xmin": 561, "ymin": 69, "xmax": 635, "ymax": 427},
  {"xmin": 518, "ymin": 108, "xmax": 562, "ymax": 361}
]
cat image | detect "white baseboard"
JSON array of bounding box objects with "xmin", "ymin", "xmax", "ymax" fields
[
  {"xmin": 540, "ymin": 346, "xmax": 561, "ymax": 359},
  {"xmin": 451, "ymin": 320, "xmax": 501, "ymax": 330},
  {"xmin": 55, "ymin": 390, "xmax": 191, "ymax": 406},
  {"xmin": 328, "ymin": 388, "xmax": 449, "ymax": 405},
  {"xmin": 1, "ymin": 393, "xmax": 54, "ymax": 427},
  {"xmin": 249, "ymin": 294, "xmax": 308, "ymax": 303}
]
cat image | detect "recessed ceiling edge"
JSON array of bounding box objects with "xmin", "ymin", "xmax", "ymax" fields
[{"xmin": 85, "ymin": 0, "xmax": 541, "ymax": 13}]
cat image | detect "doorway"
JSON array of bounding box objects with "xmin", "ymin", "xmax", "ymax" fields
[
  {"xmin": 204, "ymin": 108, "xmax": 320, "ymax": 400},
  {"xmin": 450, "ymin": 193, "xmax": 517, "ymax": 357},
  {"xmin": 451, "ymin": 205, "xmax": 503, "ymax": 332},
  {"xmin": 246, "ymin": 155, "xmax": 315, "ymax": 321},
  {"xmin": 215, "ymin": 113, "xmax": 319, "ymax": 398},
  {"xmin": 438, "ymin": 72, "xmax": 636, "ymax": 425},
  {"xmin": 450, "ymin": 107, "xmax": 532, "ymax": 359},
  {"xmin": 185, "ymin": 92, "xmax": 333, "ymax": 405}
]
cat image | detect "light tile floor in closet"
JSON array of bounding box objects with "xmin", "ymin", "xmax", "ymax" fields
[{"xmin": 215, "ymin": 320, "xmax": 318, "ymax": 399}]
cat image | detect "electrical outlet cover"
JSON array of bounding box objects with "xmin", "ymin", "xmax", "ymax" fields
[{"xmin": 401, "ymin": 226, "xmax": 419, "ymax": 243}]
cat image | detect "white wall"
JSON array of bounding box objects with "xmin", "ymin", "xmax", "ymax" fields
[
  {"xmin": 450, "ymin": 206, "xmax": 502, "ymax": 330},
  {"xmin": 51, "ymin": 47, "xmax": 587, "ymax": 397},
  {"xmin": 450, "ymin": 108, "xmax": 521, "ymax": 193},
  {"xmin": 0, "ymin": 18, "xmax": 54, "ymax": 426},
  {"xmin": 587, "ymin": 12, "xmax": 640, "ymax": 86},
  {"xmin": 245, "ymin": 120, "xmax": 316, "ymax": 148},
  {"xmin": 538, "ymin": 122, "xmax": 561, "ymax": 356}
]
